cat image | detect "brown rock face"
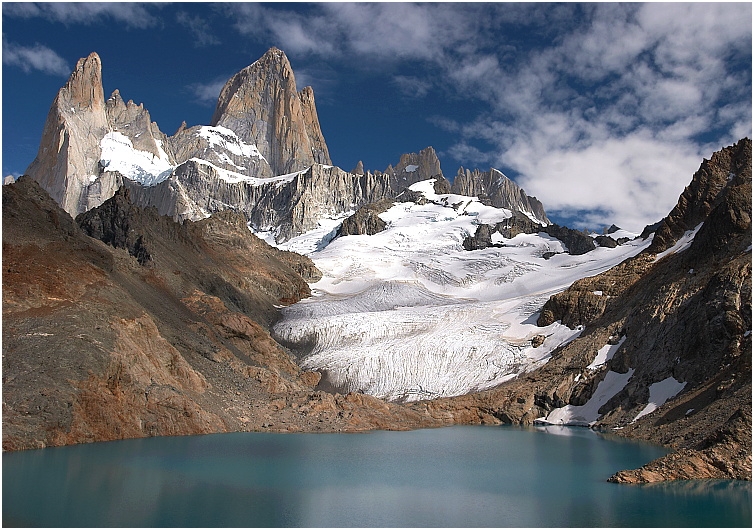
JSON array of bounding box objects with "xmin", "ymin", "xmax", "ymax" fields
[
  {"xmin": 2, "ymin": 177, "xmax": 446, "ymax": 451},
  {"xmin": 403, "ymin": 139, "xmax": 752, "ymax": 482},
  {"xmin": 649, "ymin": 138, "xmax": 752, "ymax": 253},
  {"xmin": 210, "ymin": 47, "xmax": 332, "ymax": 176},
  {"xmin": 24, "ymin": 52, "xmax": 110, "ymax": 216}
]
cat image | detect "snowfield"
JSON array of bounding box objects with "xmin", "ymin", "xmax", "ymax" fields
[
  {"xmin": 270, "ymin": 180, "xmax": 652, "ymax": 402},
  {"xmin": 99, "ymin": 132, "xmax": 174, "ymax": 186}
]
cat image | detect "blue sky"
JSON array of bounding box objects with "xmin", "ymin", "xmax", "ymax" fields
[{"xmin": 3, "ymin": 2, "xmax": 751, "ymax": 232}]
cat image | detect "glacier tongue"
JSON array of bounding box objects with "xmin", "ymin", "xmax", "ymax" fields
[{"xmin": 272, "ymin": 180, "xmax": 652, "ymax": 402}]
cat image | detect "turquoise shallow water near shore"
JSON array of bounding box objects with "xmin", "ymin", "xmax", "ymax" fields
[{"xmin": 3, "ymin": 425, "xmax": 751, "ymax": 527}]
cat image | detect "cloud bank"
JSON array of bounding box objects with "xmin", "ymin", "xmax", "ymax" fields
[
  {"xmin": 5, "ymin": 3, "xmax": 750, "ymax": 231},
  {"xmin": 223, "ymin": 2, "xmax": 751, "ymax": 231},
  {"xmin": 3, "ymin": 2, "xmax": 159, "ymax": 28}
]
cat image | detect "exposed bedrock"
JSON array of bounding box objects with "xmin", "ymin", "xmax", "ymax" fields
[
  {"xmin": 210, "ymin": 47, "xmax": 331, "ymax": 176},
  {"xmin": 337, "ymin": 198, "xmax": 394, "ymax": 236},
  {"xmin": 451, "ymin": 166, "xmax": 549, "ymax": 225}
]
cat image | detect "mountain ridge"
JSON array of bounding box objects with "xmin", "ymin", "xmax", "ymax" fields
[{"xmin": 22, "ymin": 49, "xmax": 549, "ymax": 241}]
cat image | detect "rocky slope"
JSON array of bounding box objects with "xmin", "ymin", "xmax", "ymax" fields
[
  {"xmin": 2, "ymin": 177, "xmax": 443, "ymax": 451},
  {"xmin": 411, "ymin": 138, "xmax": 752, "ymax": 482}
]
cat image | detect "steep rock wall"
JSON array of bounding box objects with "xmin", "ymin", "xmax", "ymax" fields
[
  {"xmin": 210, "ymin": 47, "xmax": 332, "ymax": 176},
  {"xmin": 24, "ymin": 52, "xmax": 110, "ymax": 216},
  {"xmin": 452, "ymin": 166, "xmax": 549, "ymax": 225}
]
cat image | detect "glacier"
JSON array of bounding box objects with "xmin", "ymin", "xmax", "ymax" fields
[{"xmin": 272, "ymin": 180, "xmax": 652, "ymax": 402}]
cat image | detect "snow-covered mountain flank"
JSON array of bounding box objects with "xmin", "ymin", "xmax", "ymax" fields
[{"xmin": 6, "ymin": 48, "xmax": 751, "ymax": 483}]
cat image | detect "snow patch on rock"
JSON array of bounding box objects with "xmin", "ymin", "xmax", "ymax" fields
[
  {"xmin": 654, "ymin": 222, "xmax": 704, "ymax": 262},
  {"xmin": 587, "ymin": 336, "xmax": 626, "ymax": 370},
  {"xmin": 632, "ymin": 377, "xmax": 686, "ymax": 422},
  {"xmin": 539, "ymin": 369, "xmax": 635, "ymax": 426},
  {"xmin": 197, "ymin": 125, "xmax": 267, "ymax": 162}
]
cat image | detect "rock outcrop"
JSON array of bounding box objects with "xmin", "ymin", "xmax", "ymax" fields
[
  {"xmin": 337, "ymin": 198, "xmax": 394, "ymax": 236},
  {"xmin": 105, "ymin": 89, "xmax": 170, "ymax": 161},
  {"xmin": 168, "ymin": 124, "xmax": 273, "ymax": 179},
  {"xmin": 462, "ymin": 214, "xmax": 592, "ymax": 255},
  {"xmin": 463, "ymin": 224, "xmax": 497, "ymax": 251},
  {"xmin": 210, "ymin": 47, "xmax": 331, "ymax": 176},
  {"xmin": 384, "ymin": 146, "xmax": 445, "ymax": 192},
  {"xmin": 649, "ymin": 139, "xmax": 751, "ymax": 253},
  {"xmin": 542, "ymin": 224, "xmax": 596, "ymax": 255},
  {"xmin": 124, "ymin": 160, "xmax": 394, "ymax": 242},
  {"xmin": 451, "ymin": 167, "xmax": 549, "ymax": 225}
]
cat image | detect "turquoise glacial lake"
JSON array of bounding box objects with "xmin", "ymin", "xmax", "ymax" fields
[{"xmin": 3, "ymin": 425, "xmax": 751, "ymax": 527}]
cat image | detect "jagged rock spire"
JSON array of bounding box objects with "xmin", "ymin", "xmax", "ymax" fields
[
  {"xmin": 384, "ymin": 146, "xmax": 447, "ymax": 192},
  {"xmin": 63, "ymin": 52, "xmax": 106, "ymax": 112},
  {"xmin": 451, "ymin": 167, "xmax": 549, "ymax": 225},
  {"xmin": 210, "ymin": 47, "xmax": 332, "ymax": 176},
  {"xmin": 24, "ymin": 52, "xmax": 109, "ymax": 215}
]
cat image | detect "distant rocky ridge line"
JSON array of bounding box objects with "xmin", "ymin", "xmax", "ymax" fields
[{"xmin": 22, "ymin": 48, "xmax": 549, "ymax": 242}]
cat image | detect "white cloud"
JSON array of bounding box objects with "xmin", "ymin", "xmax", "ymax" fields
[
  {"xmin": 228, "ymin": 4, "xmax": 336, "ymax": 56},
  {"xmin": 220, "ymin": 3, "xmax": 750, "ymax": 230},
  {"xmin": 291, "ymin": 66, "xmax": 334, "ymax": 96},
  {"xmin": 444, "ymin": 143, "xmax": 493, "ymax": 170},
  {"xmin": 2, "ymin": 40, "xmax": 70, "ymax": 76},
  {"xmin": 176, "ymin": 11, "xmax": 219, "ymax": 47},
  {"xmin": 393, "ymin": 76, "xmax": 431, "ymax": 98},
  {"xmin": 4, "ymin": 2, "xmax": 159, "ymax": 29},
  {"xmin": 187, "ymin": 78, "xmax": 227, "ymax": 105},
  {"xmin": 510, "ymin": 132, "xmax": 704, "ymax": 232},
  {"xmin": 226, "ymin": 2, "xmax": 485, "ymax": 64},
  {"xmin": 440, "ymin": 3, "xmax": 750, "ymax": 229}
]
